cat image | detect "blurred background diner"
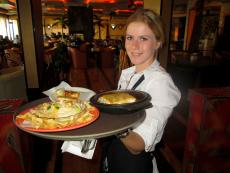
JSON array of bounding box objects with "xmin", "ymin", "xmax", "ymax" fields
[{"xmin": 0, "ymin": 0, "xmax": 230, "ymax": 173}]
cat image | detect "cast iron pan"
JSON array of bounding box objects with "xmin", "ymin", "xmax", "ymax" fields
[{"xmin": 89, "ymin": 90, "xmax": 152, "ymax": 114}]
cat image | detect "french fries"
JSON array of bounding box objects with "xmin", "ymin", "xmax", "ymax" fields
[
  {"xmin": 16, "ymin": 103, "xmax": 95, "ymax": 129},
  {"xmin": 16, "ymin": 89, "xmax": 96, "ymax": 129}
]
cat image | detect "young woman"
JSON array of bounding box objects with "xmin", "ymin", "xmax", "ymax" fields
[{"xmin": 102, "ymin": 9, "xmax": 181, "ymax": 173}]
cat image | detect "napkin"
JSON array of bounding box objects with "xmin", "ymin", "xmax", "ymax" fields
[
  {"xmin": 43, "ymin": 81, "xmax": 97, "ymax": 159},
  {"xmin": 42, "ymin": 81, "xmax": 96, "ymax": 101},
  {"xmin": 61, "ymin": 139, "xmax": 97, "ymax": 159}
]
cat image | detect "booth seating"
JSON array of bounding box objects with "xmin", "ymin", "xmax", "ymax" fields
[
  {"xmin": 68, "ymin": 43, "xmax": 90, "ymax": 69},
  {"xmin": 182, "ymin": 87, "xmax": 230, "ymax": 173},
  {"xmin": 0, "ymin": 99, "xmax": 25, "ymax": 173}
]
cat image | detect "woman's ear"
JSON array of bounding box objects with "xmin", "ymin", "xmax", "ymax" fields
[{"xmin": 156, "ymin": 41, "xmax": 162, "ymax": 50}]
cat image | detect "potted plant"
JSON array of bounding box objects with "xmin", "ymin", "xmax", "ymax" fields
[{"xmin": 52, "ymin": 15, "xmax": 69, "ymax": 41}]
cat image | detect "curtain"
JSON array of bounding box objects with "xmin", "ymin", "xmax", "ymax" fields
[{"xmin": 0, "ymin": 17, "xmax": 7, "ymax": 38}]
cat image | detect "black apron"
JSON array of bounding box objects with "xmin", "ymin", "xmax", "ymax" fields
[{"xmin": 101, "ymin": 74, "xmax": 153, "ymax": 173}]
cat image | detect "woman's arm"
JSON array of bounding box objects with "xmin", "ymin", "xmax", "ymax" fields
[{"xmin": 120, "ymin": 131, "xmax": 145, "ymax": 154}]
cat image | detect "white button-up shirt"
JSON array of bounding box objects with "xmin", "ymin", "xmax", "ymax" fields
[{"xmin": 118, "ymin": 59, "xmax": 181, "ymax": 173}]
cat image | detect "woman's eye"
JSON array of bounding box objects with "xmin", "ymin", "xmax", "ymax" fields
[
  {"xmin": 126, "ymin": 36, "xmax": 132, "ymax": 40},
  {"xmin": 140, "ymin": 37, "xmax": 148, "ymax": 41}
]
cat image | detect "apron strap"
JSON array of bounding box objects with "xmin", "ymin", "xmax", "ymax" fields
[{"xmin": 131, "ymin": 74, "xmax": 145, "ymax": 90}]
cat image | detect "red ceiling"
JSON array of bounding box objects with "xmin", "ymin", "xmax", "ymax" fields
[
  {"xmin": 0, "ymin": 0, "xmax": 143, "ymax": 15},
  {"xmin": 41, "ymin": 0, "xmax": 143, "ymax": 14}
]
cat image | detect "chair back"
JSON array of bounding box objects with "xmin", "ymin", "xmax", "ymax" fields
[
  {"xmin": 4, "ymin": 48, "xmax": 22, "ymax": 67},
  {"xmin": 100, "ymin": 47, "xmax": 115, "ymax": 68},
  {"xmin": 68, "ymin": 43, "xmax": 90, "ymax": 69},
  {"xmin": 118, "ymin": 49, "xmax": 132, "ymax": 74}
]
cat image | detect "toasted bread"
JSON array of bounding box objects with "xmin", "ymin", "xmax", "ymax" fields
[
  {"xmin": 98, "ymin": 92, "xmax": 136, "ymax": 104},
  {"xmin": 56, "ymin": 89, "xmax": 80, "ymax": 99}
]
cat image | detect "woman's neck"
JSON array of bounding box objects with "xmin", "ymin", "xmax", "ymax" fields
[{"xmin": 135, "ymin": 58, "xmax": 155, "ymax": 72}]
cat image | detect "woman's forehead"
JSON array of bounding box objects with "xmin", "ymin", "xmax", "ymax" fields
[{"xmin": 126, "ymin": 22, "xmax": 155, "ymax": 36}]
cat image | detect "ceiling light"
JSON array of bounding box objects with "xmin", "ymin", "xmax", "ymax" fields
[{"xmin": 110, "ymin": 23, "xmax": 116, "ymax": 29}]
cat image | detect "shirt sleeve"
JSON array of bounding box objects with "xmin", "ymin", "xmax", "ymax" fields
[{"xmin": 133, "ymin": 73, "xmax": 181, "ymax": 152}]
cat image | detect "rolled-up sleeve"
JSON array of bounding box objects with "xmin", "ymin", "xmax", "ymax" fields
[{"xmin": 133, "ymin": 73, "xmax": 181, "ymax": 151}]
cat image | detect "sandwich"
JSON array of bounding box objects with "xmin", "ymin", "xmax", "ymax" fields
[{"xmin": 56, "ymin": 89, "xmax": 80, "ymax": 100}]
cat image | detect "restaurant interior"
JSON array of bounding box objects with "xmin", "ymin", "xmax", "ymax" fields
[{"xmin": 0, "ymin": 0, "xmax": 230, "ymax": 173}]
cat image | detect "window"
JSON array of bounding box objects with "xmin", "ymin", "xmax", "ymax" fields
[{"xmin": 0, "ymin": 16, "xmax": 19, "ymax": 40}]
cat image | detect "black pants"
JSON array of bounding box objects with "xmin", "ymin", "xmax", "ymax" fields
[{"xmin": 101, "ymin": 137, "xmax": 153, "ymax": 173}]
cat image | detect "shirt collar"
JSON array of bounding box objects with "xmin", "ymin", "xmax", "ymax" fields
[
  {"xmin": 122, "ymin": 59, "xmax": 160, "ymax": 78},
  {"xmin": 137, "ymin": 59, "xmax": 160, "ymax": 77}
]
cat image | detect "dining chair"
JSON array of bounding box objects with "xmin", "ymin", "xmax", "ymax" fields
[
  {"xmin": 118, "ymin": 49, "xmax": 132, "ymax": 74},
  {"xmin": 68, "ymin": 43, "xmax": 90, "ymax": 69},
  {"xmin": 99, "ymin": 47, "xmax": 115, "ymax": 68},
  {"xmin": 4, "ymin": 48, "xmax": 22, "ymax": 67}
]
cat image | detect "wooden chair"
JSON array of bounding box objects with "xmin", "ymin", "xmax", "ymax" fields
[
  {"xmin": 4, "ymin": 48, "xmax": 22, "ymax": 67},
  {"xmin": 68, "ymin": 43, "xmax": 90, "ymax": 69},
  {"xmin": 99, "ymin": 47, "xmax": 115, "ymax": 68},
  {"xmin": 118, "ymin": 49, "xmax": 132, "ymax": 74}
]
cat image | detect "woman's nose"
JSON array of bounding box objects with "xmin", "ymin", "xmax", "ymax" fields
[{"xmin": 131, "ymin": 39, "xmax": 140, "ymax": 49}]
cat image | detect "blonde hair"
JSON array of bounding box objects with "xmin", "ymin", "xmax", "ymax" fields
[{"xmin": 126, "ymin": 8, "xmax": 165, "ymax": 46}]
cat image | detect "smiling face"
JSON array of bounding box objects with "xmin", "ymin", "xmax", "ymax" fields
[{"xmin": 125, "ymin": 21, "xmax": 161, "ymax": 72}]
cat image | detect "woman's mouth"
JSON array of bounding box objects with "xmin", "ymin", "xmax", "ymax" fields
[{"xmin": 130, "ymin": 52, "xmax": 142, "ymax": 57}]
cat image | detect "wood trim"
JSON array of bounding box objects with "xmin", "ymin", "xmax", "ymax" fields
[{"xmin": 159, "ymin": 0, "xmax": 173, "ymax": 68}]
